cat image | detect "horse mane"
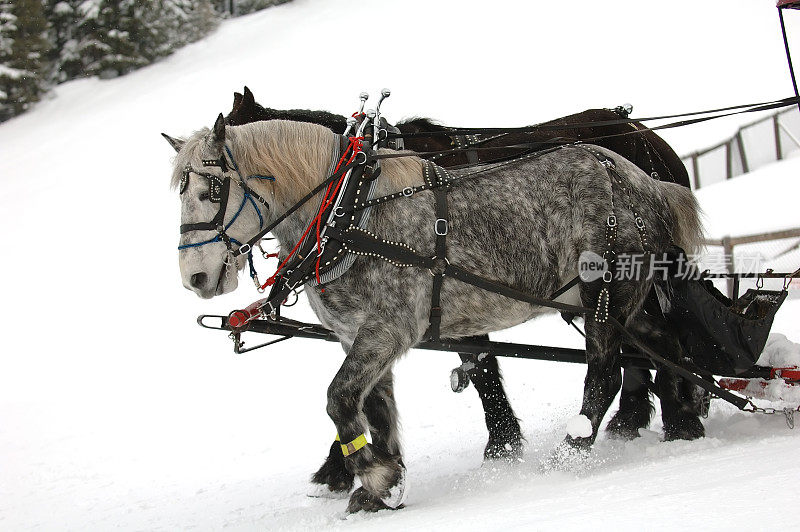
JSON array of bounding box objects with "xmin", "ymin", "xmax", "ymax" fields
[
  {"xmin": 172, "ymin": 119, "xmax": 424, "ymax": 208},
  {"xmin": 226, "ymin": 87, "xmax": 348, "ymax": 133},
  {"xmin": 229, "ymin": 120, "xmax": 424, "ymax": 201},
  {"xmin": 396, "ymin": 116, "xmax": 453, "ymax": 132}
]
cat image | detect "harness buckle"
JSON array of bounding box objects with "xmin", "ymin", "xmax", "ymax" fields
[
  {"xmin": 429, "ymin": 257, "xmax": 450, "ymax": 276},
  {"xmin": 635, "ymin": 217, "xmax": 646, "ymax": 230},
  {"xmin": 260, "ymin": 301, "xmax": 276, "ymax": 318},
  {"xmin": 606, "ymin": 215, "xmax": 617, "ymax": 228},
  {"xmin": 402, "ymin": 187, "xmax": 414, "ymax": 197},
  {"xmin": 238, "ymin": 243, "xmax": 251, "ymax": 256},
  {"xmin": 435, "ymin": 219, "xmax": 449, "ymax": 236}
]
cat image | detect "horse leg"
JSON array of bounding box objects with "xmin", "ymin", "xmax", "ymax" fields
[
  {"xmin": 622, "ymin": 309, "xmax": 705, "ymax": 441},
  {"xmin": 655, "ymin": 368, "xmax": 705, "ymax": 441},
  {"xmin": 310, "ymin": 340, "xmax": 357, "ymax": 498},
  {"xmin": 310, "ymin": 441, "xmax": 355, "ymax": 498},
  {"xmin": 326, "ymin": 320, "xmax": 409, "ymax": 513},
  {"xmin": 346, "ymin": 372, "xmax": 403, "ymax": 513},
  {"xmin": 567, "ymin": 317, "xmax": 624, "ymax": 448},
  {"xmin": 605, "ymin": 366, "xmax": 654, "ymax": 439},
  {"xmin": 458, "ymin": 343, "xmax": 523, "ymax": 460},
  {"xmin": 311, "ymin": 369, "xmax": 402, "ymax": 503}
]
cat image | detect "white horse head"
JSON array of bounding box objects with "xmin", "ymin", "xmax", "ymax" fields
[{"xmin": 166, "ymin": 115, "xmax": 337, "ymax": 299}]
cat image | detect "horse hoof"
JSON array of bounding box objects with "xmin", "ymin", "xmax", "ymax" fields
[
  {"xmin": 663, "ymin": 415, "xmax": 705, "ymax": 441},
  {"xmin": 347, "ymin": 487, "xmax": 405, "ymax": 513},
  {"xmin": 606, "ymin": 408, "xmax": 652, "ymax": 440},
  {"xmin": 483, "ymin": 437, "xmax": 524, "ymax": 462},
  {"xmin": 380, "ymin": 461, "xmax": 408, "ymax": 509},
  {"xmin": 349, "ymin": 444, "xmax": 408, "ymax": 509}
]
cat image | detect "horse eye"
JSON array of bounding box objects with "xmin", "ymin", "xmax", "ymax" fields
[{"xmin": 199, "ymin": 191, "xmax": 210, "ymax": 201}]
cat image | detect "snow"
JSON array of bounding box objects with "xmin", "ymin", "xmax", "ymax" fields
[
  {"xmin": 1, "ymin": 0, "xmax": 800, "ymax": 529},
  {"xmin": 694, "ymin": 156, "xmax": 800, "ymax": 239},
  {"xmin": 758, "ymin": 333, "xmax": 800, "ymax": 367},
  {"xmin": 566, "ymin": 415, "xmax": 593, "ymax": 439}
]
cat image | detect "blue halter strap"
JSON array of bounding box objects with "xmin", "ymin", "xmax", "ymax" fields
[{"xmin": 177, "ymin": 145, "xmax": 274, "ymax": 288}]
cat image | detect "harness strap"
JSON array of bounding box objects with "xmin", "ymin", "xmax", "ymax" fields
[
  {"xmin": 386, "ymin": 96, "xmax": 800, "ymax": 139},
  {"xmin": 324, "ymin": 226, "xmax": 591, "ymax": 317},
  {"xmin": 424, "ymin": 162, "xmax": 451, "ymax": 341},
  {"xmin": 231, "ymin": 160, "xmax": 358, "ymax": 258},
  {"xmin": 343, "ymin": 145, "xmax": 567, "ymax": 216},
  {"xmin": 180, "ymin": 176, "xmax": 232, "ymax": 234},
  {"xmin": 551, "ymin": 275, "xmax": 581, "ymax": 300}
]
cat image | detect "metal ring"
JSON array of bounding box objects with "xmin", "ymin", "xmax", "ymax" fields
[
  {"xmin": 334, "ymin": 206, "xmax": 345, "ymax": 217},
  {"xmin": 428, "ymin": 256, "xmax": 450, "ymax": 276},
  {"xmin": 635, "ymin": 217, "xmax": 645, "ymax": 230},
  {"xmin": 355, "ymin": 151, "xmax": 368, "ymax": 165},
  {"xmin": 603, "ymin": 270, "xmax": 613, "ymax": 283}
]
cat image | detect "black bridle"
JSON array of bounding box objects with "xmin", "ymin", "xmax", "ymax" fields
[{"xmin": 178, "ymin": 148, "xmax": 271, "ymax": 254}]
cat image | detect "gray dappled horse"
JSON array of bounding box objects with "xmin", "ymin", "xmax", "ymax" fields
[{"xmin": 168, "ymin": 115, "xmax": 702, "ymax": 513}]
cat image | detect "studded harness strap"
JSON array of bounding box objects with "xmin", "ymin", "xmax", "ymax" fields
[{"xmin": 577, "ymin": 146, "xmax": 651, "ymax": 323}]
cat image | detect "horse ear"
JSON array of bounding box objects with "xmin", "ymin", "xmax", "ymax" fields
[
  {"xmin": 242, "ymin": 86, "xmax": 255, "ymax": 111},
  {"xmin": 161, "ymin": 132, "xmax": 185, "ymax": 152},
  {"xmin": 232, "ymin": 91, "xmax": 243, "ymax": 111},
  {"xmin": 213, "ymin": 113, "xmax": 226, "ymax": 143}
]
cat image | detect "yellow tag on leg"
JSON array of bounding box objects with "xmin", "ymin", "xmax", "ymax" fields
[{"xmin": 340, "ymin": 434, "xmax": 368, "ymax": 456}]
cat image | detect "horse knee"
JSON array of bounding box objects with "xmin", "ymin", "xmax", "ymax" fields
[{"xmin": 326, "ymin": 382, "xmax": 356, "ymax": 424}]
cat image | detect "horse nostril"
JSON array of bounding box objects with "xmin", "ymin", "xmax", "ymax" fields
[{"xmin": 190, "ymin": 272, "xmax": 208, "ymax": 289}]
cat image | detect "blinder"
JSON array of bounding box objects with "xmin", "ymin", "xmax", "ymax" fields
[
  {"xmin": 179, "ymin": 168, "xmax": 225, "ymax": 204},
  {"xmin": 178, "ymin": 147, "xmax": 270, "ymax": 260}
]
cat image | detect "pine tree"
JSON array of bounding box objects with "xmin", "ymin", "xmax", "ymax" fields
[
  {"xmin": 0, "ymin": 0, "xmax": 51, "ymax": 122},
  {"xmin": 43, "ymin": 0, "xmax": 80, "ymax": 82},
  {"xmin": 69, "ymin": 0, "xmax": 219, "ymax": 79}
]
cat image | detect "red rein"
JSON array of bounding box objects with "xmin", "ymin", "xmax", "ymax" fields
[{"xmin": 259, "ymin": 136, "xmax": 364, "ymax": 291}]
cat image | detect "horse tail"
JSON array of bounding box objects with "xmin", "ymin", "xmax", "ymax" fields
[{"xmin": 657, "ymin": 181, "xmax": 704, "ymax": 254}]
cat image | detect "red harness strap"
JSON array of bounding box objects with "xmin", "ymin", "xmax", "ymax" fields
[{"xmin": 259, "ymin": 136, "xmax": 364, "ymax": 290}]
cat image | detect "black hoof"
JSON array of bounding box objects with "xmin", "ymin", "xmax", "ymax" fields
[
  {"xmin": 606, "ymin": 409, "xmax": 650, "ymax": 440},
  {"xmin": 605, "ymin": 390, "xmax": 654, "ymax": 440},
  {"xmin": 663, "ymin": 414, "xmax": 705, "ymax": 441},
  {"xmin": 310, "ymin": 440, "xmax": 354, "ymax": 494},
  {"xmin": 483, "ymin": 434, "xmax": 524, "ymax": 461},
  {"xmin": 564, "ymin": 434, "xmax": 593, "ymax": 450},
  {"xmin": 347, "ymin": 487, "xmax": 405, "ymax": 513}
]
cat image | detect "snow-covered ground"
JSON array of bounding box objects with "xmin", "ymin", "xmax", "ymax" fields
[{"xmin": 2, "ymin": 0, "xmax": 800, "ymax": 529}]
